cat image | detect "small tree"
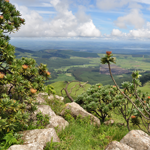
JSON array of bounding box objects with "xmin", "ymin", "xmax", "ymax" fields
[
  {"xmin": 75, "ymin": 83, "xmax": 119, "ymax": 122},
  {"xmin": 0, "ymin": 0, "xmax": 51, "ymax": 136},
  {"xmin": 101, "ymin": 51, "xmax": 150, "ymax": 134}
]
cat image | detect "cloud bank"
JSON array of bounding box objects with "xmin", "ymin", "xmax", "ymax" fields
[{"xmin": 5, "ymin": 0, "xmax": 101, "ymax": 38}]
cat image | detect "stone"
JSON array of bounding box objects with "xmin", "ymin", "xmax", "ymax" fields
[
  {"xmin": 47, "ymin": 94, "xmax": 64, "ymax": 101},
  {"xmin": 120, "ymin": 130, "xmax": 150, "ymax": 150},
  {"xmin": 29, "ymin": 104, "xmax": 69, "ymax": 131},
  {"xmin": 8, "ymin": 128, "xmax": 60, "ymax": 150},
  {"xmin": 35, "ymin": 92, "xmax": 64, "ymax": 105},
  {"xmin": 104, "ymin": 120, "xmax": 126, "ymax": 127},
  {"xmin": 105, "ymin": 130, "xmax": 150, "ymax": 150},
  {"xmin": 105, "ymin": 141, "xmax": 135, "ymax": 150},
  {"xmin": 45, "ymin": 115, "xmax": 69, "ymax": 132},
  {"xmin": 104, "ymin": 119, "xmax": 115, "ymax": 125},
  {"xmin": 60, "ymin": 102, "xmax": 101, "ymax": 127},
  {"xmin": 35, "ymin": 92, "xmax": 49, "ymax": 105},
  {"xmin": 7, "ymin": 92, "xmax": 68, "ymax": 150},
  {"xmin": 116, "ymin": 122, "xmax": 126, "ymax": 127}
]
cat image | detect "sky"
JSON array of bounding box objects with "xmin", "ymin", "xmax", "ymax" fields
[{"xmin": 3, "ymin": 0, "xmax": 150, "ymax": 42}]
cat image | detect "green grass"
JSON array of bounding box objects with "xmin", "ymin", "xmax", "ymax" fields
[
  {"xmin": 98, "ymin": 53, "xmax": 150, "ymax": 70},
  {"xmin": 48, "ymin": 74, "xmax": 76, "ymax": 83},
  {"xmin": 138, "ymin": 81, "xmax": 150, "ymax": 94},
  {"xmin": 49, "ymin": 81, "xmax": 91, "ymax": 103}
]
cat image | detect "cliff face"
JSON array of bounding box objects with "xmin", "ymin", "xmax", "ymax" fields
[{"xmin": 100, "ymin": 64, "xmax": 131, "ymax": 75}]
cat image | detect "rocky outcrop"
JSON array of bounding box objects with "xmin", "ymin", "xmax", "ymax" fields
[
  {"xmin": 105, "ymin": 130, "xmax": 150, "ymax": 150},
  {"xmin": 7, "ymin": 128, "xmax": 60, "ymax": 150},
  {"xmin": 35, "ymin": 92, "xmax": 64, "ymax": 105},
  {"xmin": 6, "ymin": 92, "xmax": 150, "ymax": 150},
  {"xmin": 48, "ymin": 94, "xmax": 64, "ymax": 101},
  {"xmin": 105, "ymin": 141, "xmax": 135, "ymax": 150},
  {"xmin": 7, "ymin": 92, "xmax": 68, "ymax": 150},
  {"xmin": 60, "ymin": 102, "xmax": 101, "ymax": 127},
  {"xmin": 120, "ymin": 130, "xmax": 150, "ymax": 149},
  {"xmin": 29, "ymin": 104, "xmax": 69, "ymax": 132}
]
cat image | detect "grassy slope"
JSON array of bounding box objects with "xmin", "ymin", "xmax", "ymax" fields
[
  {"xmin": 43, "ymin": 81, "xmax": 150, "ymax": 150},
  {"xmin": 138, "ymin": 81, "xmax": 150, "ymax": 94},
  {"xmin": 49, "ymin": 81, "xmax": 91, "ymax": 103}
]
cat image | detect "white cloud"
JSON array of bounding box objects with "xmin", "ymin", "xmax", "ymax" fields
[
  {"xmin": 114, "ymin": 9, "xmax": 145, "ymax": 29},
  {"xmin": 5, "ymin": 0, "xmax": 101, "ymax": 38},
  {"xmin": 128, "ymin": 2, "xmax": 143, "ymax": 9},
  {"xmin": 111, "ymin": 29, "xmax": 122, "ymax": 36},
  {"xmin": 128, "ymin": 22, "xmax": 150, "ymax": 39},
  {"xmin": 107, "ymin": 22, "xmax": 150, "ymax": 40},
  {"xmin": 96, "ymin": 0, "xmax": 130, "ymax": 10}
]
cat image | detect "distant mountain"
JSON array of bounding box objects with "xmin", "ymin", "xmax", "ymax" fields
[
  {"xmin": 15, "ymin": 47, "xmax": 35, "ymax": 53},
  {"xmin": 10, "ymin": 39, "xmax": 150, "ymax": 53},
  {"xmin": 14, "ymin": 47, "xmax": 99, "ymax": 59}
]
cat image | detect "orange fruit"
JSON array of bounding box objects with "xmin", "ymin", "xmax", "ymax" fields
[
  {"xmin": 30, "ymin": 88, "xmax": 37, "ymax": 94},
  {"xmin": 0, "ymin": 73, "xmax": 4, "ymax": 79},
  {"xmin": 22, "ymin": 65, "xmax": 28, "ymax": 69},
  {"xmin": 0, "ymin": 15, "xmax": 3, "ymax": 19},
  {"xmin": 46, "ymin": 71, "xmax": 51, "ymax": 76},
  {"xmin": 131, "ymin": 115, "xmax": 136, "ymax": 119}
]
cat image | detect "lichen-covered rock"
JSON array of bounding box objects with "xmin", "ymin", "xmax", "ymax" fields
[
  {"xmin": 105, "ymin": 141, "xmax": 135, "ymax": 150},
  {"xmin": 8, "ymin": 128, "xmax": 60, "ymax": 150},
  {"xmin": 60, "ymin": 102, "xmax": 101, "ymax": 127},
  {"xmin": 120, "ymin": 130, "xmax": 150, "ymax": 150}
]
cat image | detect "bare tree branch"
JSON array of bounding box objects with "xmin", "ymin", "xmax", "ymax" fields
[{"xmin": 61, "ymin": 80, "xmax": 88, "ymax": 102}]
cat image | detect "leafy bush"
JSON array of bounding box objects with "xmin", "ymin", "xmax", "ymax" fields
[
  {"xmin": 75, "ymin": 83, "xmax": 120, "ymax": 122},
  {"xmin": 0, "ymin": 0, "xmax": 51, "ymax": 146}
]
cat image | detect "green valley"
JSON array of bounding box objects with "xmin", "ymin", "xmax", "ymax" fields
[{"xmin": 14, "ymin": 47, "xmax": 150, "ymax": 87}]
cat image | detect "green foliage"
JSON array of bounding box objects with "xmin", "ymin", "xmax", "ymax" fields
[
  {"xmin": 0, "ymin": 111, "xmax": 50, "ymax": 149},
  {"xmin": 45, "ymin": 85, "xmax": 56, "ymax": 95},
  {"xmin": 25, "ymin": 111, "xmax": 50, "ymax": 130},
  {"xmin": 0, "ymin": 130, "xmax": 24, "ymax": 150},
  {"xmin": 100, "ymin": 53, "xmax": 116, "ymax": 64},
  {"xmin": 139, "ymin": 73, "xmax": 150, "ymax": 86},
  {"xmin": 67, "ymin": 66, "xmax": 133, "ymax": 86},
  {"xmin": 0, "ymin": 0, "xmax": 51, "ymax": 146},
  {"xmin": 0, "ymin": 93, "xmax": 33, "ymax": 138},
  {"xmin": 75, "ymin": 83, "xmax": 120, "ymax": 122}
]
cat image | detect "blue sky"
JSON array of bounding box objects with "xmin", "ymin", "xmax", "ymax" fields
[{"xmin": 4, "ymin": 0, "xmax": 150, "ymax": 42}]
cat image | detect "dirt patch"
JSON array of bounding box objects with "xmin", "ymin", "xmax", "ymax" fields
[
  {"xmin": 66, "ymin": 73, "xmax": 72, "ymax": 76},
  {"xmin": 100, "ymin": 64, "xmax": 131, "ymax": 75}
]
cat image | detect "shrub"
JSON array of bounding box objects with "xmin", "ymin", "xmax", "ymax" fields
[
  {"xmin": 0, "ymin": 0, "xmax": 51, "ymax": 145},
  {"xmin": 75, "ymin": 83, "xmax": 120, "ymax": 122}
]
